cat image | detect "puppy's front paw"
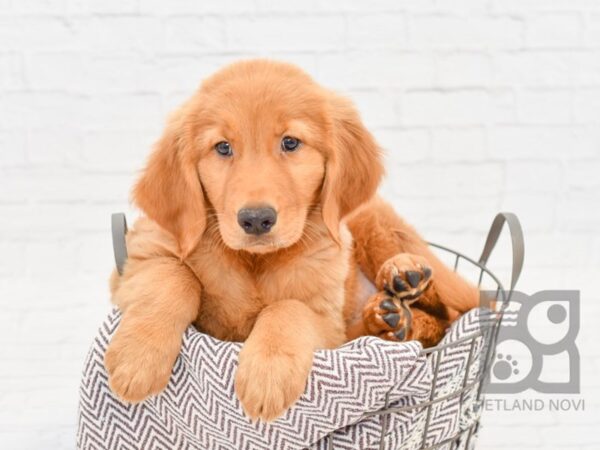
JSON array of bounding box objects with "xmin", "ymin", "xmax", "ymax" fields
[
  {"xmin": 376, "ymin": 253, "xmax": 433, "ymax": 302},
  {"xmin": 235, "ymin": 346, "xmax": 312, "ymax": 422},
  {"xmin": 105, "ymin": 328, "xmax": 179, "ymax": 403}
]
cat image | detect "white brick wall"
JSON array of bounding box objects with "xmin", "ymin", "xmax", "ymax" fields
[{"xmin": 1, "ymin": 0, "xmax": 599, "ymax": 448}]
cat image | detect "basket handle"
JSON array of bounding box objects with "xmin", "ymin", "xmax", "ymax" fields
[
  {"xmin": 111, "ymin": 212, "xmax": 128, "ymax": 275},
  {"xmin": 478, "ymin": 212, "xmax": 524, "ymax": 293}
]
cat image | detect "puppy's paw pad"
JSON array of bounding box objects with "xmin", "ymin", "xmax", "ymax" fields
[
  {"xmin": 362, "ymin": 291, "xmax": 410, "ymax": 342},
  {"xmin": 376, "ymin": 253, "xmax": 433, "ymax": 302}
]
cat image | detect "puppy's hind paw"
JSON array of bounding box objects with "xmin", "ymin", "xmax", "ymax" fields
[
  {"xmin": 362, "ymin": 291, "xmax": 411, "ymax": 342},
  {"xmin": 375, "ymin": 253, "xmax": 432, "ymax": 303}
]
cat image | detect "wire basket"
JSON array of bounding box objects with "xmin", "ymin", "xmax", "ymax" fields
[
  {"xmin": 320, "ymin": 213, "xmax": 524, "ymax": 450},
  {"xmin": 107, "ymin": 212, "xmax": 524, "ymax": 450}
]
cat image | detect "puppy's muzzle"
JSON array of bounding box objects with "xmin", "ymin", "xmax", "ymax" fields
[{"xmin": 237, "ymin": 207, "xmax": 277, "ymax": 235}]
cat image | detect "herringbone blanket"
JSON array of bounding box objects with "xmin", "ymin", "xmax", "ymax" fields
[{"xmin": 77, "ymin": 309, "xmax": 486, "ymax": 450}]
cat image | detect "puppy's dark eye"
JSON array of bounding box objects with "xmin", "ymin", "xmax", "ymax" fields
[
  {"xmin": 215, "ymin": 141, "xmax": 233, "ymax": 157},
  {"xmin": 281, "ymin": 136, "xmax": 301, "ymax": 152}
]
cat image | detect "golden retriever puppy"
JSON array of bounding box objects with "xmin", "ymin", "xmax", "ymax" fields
[{"xmin": 105, "ymin": 59, "xmax": 479, "ymax": 421}]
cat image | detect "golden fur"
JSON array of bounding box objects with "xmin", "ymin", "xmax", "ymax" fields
[{"xmin": 105, "ymin": 60, "xmax": 479, "ymax": 421}]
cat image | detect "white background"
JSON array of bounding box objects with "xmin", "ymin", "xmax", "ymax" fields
[{"xmin": 1, "ymin": 0, "xmax": 599, "ymax": 448}]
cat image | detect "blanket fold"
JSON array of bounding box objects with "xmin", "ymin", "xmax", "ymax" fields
[{"xmin": 78, "ymin": 309, "xmax": 486, "ymax": 450}]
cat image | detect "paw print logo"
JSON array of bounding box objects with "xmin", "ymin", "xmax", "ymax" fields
[
  {"xmin": 493, "ymin": 354, "xmax": 519, "ymax": 380},
  {"xmin": 488, "ymin": 340, "xmax": 531, "ymax": 387},
  {"xmin": 482, "ymin": 290, "xmax": 580, "ymax": 394}
]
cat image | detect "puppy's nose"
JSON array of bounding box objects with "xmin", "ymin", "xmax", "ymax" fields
[{"xmin": 237, "ymin": 207, "xmax": 277, "ymax": 235}]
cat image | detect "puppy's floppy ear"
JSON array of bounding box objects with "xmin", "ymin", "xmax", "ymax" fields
[
  {"xmin": 133, "ymin": 114, "xmax": 206, "ymax": 259},
  {"xmin": 321, "ymin": 94, "xmax": 384, "ymax": 243}
]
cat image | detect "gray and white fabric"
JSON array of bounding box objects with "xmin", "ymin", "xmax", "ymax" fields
[{"xmin": 77, "ymin": 309, "xmax": 487, "ymax": 450}]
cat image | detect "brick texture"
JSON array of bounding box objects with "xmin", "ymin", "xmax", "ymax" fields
[{"xmin": 1, "ymin": 0, "xmax": 598, "ymax": 448}]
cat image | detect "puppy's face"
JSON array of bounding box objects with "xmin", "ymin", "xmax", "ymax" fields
[
  {"xmin": 134, "ymin": 60, "xmax": 383, "ymax": 257},
  {"xmin": 196, "ymin": 68, "xmax": 328, "ymax": 253}
]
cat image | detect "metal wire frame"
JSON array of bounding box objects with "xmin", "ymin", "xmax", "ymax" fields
[{"xmin": 322, "ymin": 242, "xmax": 510, "ymax": 450}]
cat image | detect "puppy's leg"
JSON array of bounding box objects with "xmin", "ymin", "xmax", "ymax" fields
[
  {"xmin": 347, "ymin": 197, "xmax": 479, "ymax": 345},
  {"xmin": 348, "ymin": 254, "xmax": 449, "ymax": 345},
  {"xmin": 106, "ymin": 257, "xmax": 201, "ymax": 403},
  {"xmin": 350, "ymin": 197, "xmax": 479, "ymax": 312},
  {"xmin": 235, "ymin": 299, "xmax": 342, "ymax": 421}
]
